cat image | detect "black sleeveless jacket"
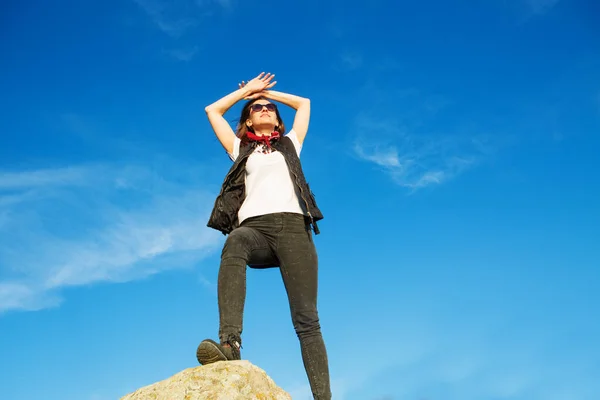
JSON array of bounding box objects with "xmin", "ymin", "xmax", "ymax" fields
[{"xmin": 207, "ymin": 136, "xmax": 323, "ymax": 235}]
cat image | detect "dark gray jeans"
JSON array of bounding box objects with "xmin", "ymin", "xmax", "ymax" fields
[{"xmin": 217, "ymin": 212, "xmax": 331, "ymax": 400}]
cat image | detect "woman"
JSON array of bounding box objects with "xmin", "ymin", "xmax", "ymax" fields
[{"xmin": 196, "ymin": 72, "xmax": 332, "ymax": 399}]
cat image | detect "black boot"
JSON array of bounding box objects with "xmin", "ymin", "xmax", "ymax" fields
[{"xmin": 196, "ymin": 338, "xmax": 241, "ymax": 365}]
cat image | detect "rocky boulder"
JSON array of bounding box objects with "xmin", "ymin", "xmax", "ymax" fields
[{"xmin": 121, "ymin": 360, "xmax": 292, "ymax": 400}]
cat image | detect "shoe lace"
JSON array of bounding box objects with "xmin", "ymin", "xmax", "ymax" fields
[
  {"xmin": 229, "ymin": 339, "xmax": 241, "ymax": 358},
  {"xmin": 222, "ymin": 335, "xmax": 242, "ymax": 359}
]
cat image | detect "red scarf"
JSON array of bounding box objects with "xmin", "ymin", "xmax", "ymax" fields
[{"xmin": 246, "ymin": 131, "xmax": 280, "ymax": 149}]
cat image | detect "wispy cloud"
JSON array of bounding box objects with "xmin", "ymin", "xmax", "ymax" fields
[
  {"xmin": 353, "ymin": 144, "xmax": 400, "ymax": 168},
  {"xmin": 526, "ymin": 0, "xmax": 560, "ymax": 14},
  {"xmin": 0, "ymin": 162, "xmax": 223, "ymax": 313},
  {"xmin": 197, "ymin": 272, "xmax": 217, "ymax": 295},
  {"xmin": 359, "ymin": 334, "xmax": 600, "ymax": 400},
  {"xmin": 133, "ymin": 0, "xmax": 197, "ymax": 37},
  {"xmin": 133, "ymin": 0, "xmax": 231, "ymax": 38},
  {"xmin": 338, "ymin": 51, "xmax": 363, "ymax": 71},
  {"xmin": 352, "ymin": 113, "xmax": 485, "ymax": 190},
  {"xmin": 197, "ymin": 0, "xmax": 234, "ymax": 10},
  {"xmin": 287, "ymin": 384, "xmax": 312, "ymax": 400},
  {"xmin": 132, "ymin": 0, "xmax": 233, "ymax": 60},
  {"xmin": 0, "ymin": 282, "xmax": 62, "ymax": 312},
  {"xmin": 164, "ymin": 46, "xmax": 199, "ymax": 62},
  {"xmin": 0, "ymin": 165, "xmax": 98, "ymax": 189},
  {"xmin": 329, "ymin": 307, "xmax": 600, "ymax": 400}
]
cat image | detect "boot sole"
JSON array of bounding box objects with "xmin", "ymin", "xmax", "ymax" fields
[{"xmin": 196, "ymin": 339, "xmax": 227, "ymax": 365}]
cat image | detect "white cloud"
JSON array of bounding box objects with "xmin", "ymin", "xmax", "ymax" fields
[
  {"xmin": 353, "ymin": 144, "xmax": 400, "ymax": 168},
  {"xmin": 0, "ymin": 282, "xmax": 62, "ymax": 312},
  {"xmin": 134, "ymin": 0, "xmax": 232, "ymax": 38},
  {"xmin": 0, "ymin": 163, "xmax": 223, "ymax": 314},
  {"xmin": 133, "ymin": 0, "xmax": 196, "ymax": 37},
  {"xmin": 0, "ymin": 165, "xmax": 99, "ymax": 189},
  {"xmin": 352, "ymin": 114, "xmax": 480, "ymax": 190}
]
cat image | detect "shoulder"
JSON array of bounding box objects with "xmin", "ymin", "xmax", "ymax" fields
[
  {"xmin": 228, "ymin": 136, "xmax": 242, "ymax": 161},
  {"xmin": 284, "ymin": 129, "xmax": 302, "ymax": 155}
]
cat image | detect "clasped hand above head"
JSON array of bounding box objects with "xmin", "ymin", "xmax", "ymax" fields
[
  {"xmin": 203, "ymin": 71, "xmax": 310, "ymax": 148},
  {"xmin": 238, "ymin": 72, "xmax": 277, "ymax": 100}
]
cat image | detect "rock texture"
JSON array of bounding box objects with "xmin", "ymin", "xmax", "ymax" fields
[{"xmin": 121, "ymin": 360, "xmax": 292, "ymax": 400}]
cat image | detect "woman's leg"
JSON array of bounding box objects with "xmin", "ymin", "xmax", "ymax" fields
[
  {"xmin": 198, "ymin": 222, "xmax": 278, "ymax": 365},
  {"xmin": 217, "ymin": 225, "xmax": 272, "ymax": 347},
  {"xmin": 276, "ymin": 214, "xmax": 332, "ymax": 400}
]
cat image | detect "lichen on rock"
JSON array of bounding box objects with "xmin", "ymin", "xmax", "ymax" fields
[{"xmin": 121, "ymin": 360, "xmax": 292, "ymax": 400}]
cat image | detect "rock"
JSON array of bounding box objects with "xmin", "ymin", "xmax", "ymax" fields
[{"xmin": 121, "ymin": 360, "xmax": 292, "ymax": 400}]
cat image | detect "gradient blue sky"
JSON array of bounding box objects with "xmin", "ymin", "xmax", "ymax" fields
[{"xmin": 1, "ymin": 0, "xmax": 599, "ymax": 399}]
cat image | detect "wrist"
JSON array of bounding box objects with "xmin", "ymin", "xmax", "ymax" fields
[{"xmin": 239, "ymin": 86, "xmax": 254, "ymax": 98}]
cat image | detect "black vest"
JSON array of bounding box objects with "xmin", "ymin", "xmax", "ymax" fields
[{"xmin": 207, "ymin": 136, "xmax": 323, "ymax": 235}]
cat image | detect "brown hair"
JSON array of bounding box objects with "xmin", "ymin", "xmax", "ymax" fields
[{"xmin": 235, "ymin": 97, "xmax": 286, "ymax": 144}]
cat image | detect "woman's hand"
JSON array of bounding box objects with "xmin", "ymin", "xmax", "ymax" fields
[{"xmin": 239, "ymin": 72, "xmax": 277, "ymax": 99}]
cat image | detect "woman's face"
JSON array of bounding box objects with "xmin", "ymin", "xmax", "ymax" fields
[{"xmin": 247, "ymin": 101, "xmax": 278, "ymax": 130}]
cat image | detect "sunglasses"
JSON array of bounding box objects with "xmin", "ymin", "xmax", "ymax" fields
[{"xmin": 250, "ymin": 103, "xmax": 277, "ymax": 113}]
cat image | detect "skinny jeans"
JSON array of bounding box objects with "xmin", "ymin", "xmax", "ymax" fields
[{"xmin": 218, "ymin": 212, "xmax": 331, "ymax": 400}]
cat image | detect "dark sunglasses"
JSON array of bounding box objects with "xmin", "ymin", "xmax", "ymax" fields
[{"xmin": 250, "ymin": 103, "xmax": 277, "ymax": 113}]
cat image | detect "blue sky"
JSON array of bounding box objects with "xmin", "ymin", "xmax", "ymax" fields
[{"xmin": 1, "ymin": 0, "xmax": 599, "ymax": 399}]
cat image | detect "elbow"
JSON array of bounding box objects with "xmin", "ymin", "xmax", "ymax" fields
[
  {"xmin": 301, "ymin": 98, "xmax": 310, "ymax": 108},
  {"xmin": 205, "ymin": 105, "xmax": 222, "ymax": 116},
  {"xmin": 204, "ymin": 99, "xmax": 222, "ymax": 112}
]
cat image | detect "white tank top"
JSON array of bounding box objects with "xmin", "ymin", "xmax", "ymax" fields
[{"xmin": 228, "ymin": 130, "xmax": 305, "ymax": 225}]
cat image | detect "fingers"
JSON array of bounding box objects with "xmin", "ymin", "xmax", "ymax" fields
[
  {"xmin": 241, "ymin": 72, "xmax": 276, "ymax": 92},
  {"xmin": 247, "ymin": 72, "xmax": 275, "ymax": 82},
  {"xmin": 262, "ymin": 73, "xmax": 274, "ymax": 83}
]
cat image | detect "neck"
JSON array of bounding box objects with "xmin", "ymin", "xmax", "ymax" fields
[{"xmin": 252, "ymin": 127, "xmax": 275, "ymax": 137}]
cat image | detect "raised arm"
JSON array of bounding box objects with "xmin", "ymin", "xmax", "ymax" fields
[
  {"xmin": 260, "ymin": 90, "xmax": 310, "ymax": 145},
  {"xmin": 236, "ymin": 87, "xmax": 309, "ymax": 145},
  {"xmin": 237, "ymin": 79, "xmax": 311, "ymax": 145},
  {"xmin": 206, "ymin": 73, "xmax": 276, "ymax": 154}
]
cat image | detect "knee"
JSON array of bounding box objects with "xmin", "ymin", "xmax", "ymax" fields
[
  {"xmin": 222, "ymin": 229, "xmax": 251, "ymax": 259},
  {"xmin": 292, "ymin": 309, "xmax": 322, "ymax": 338}
]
